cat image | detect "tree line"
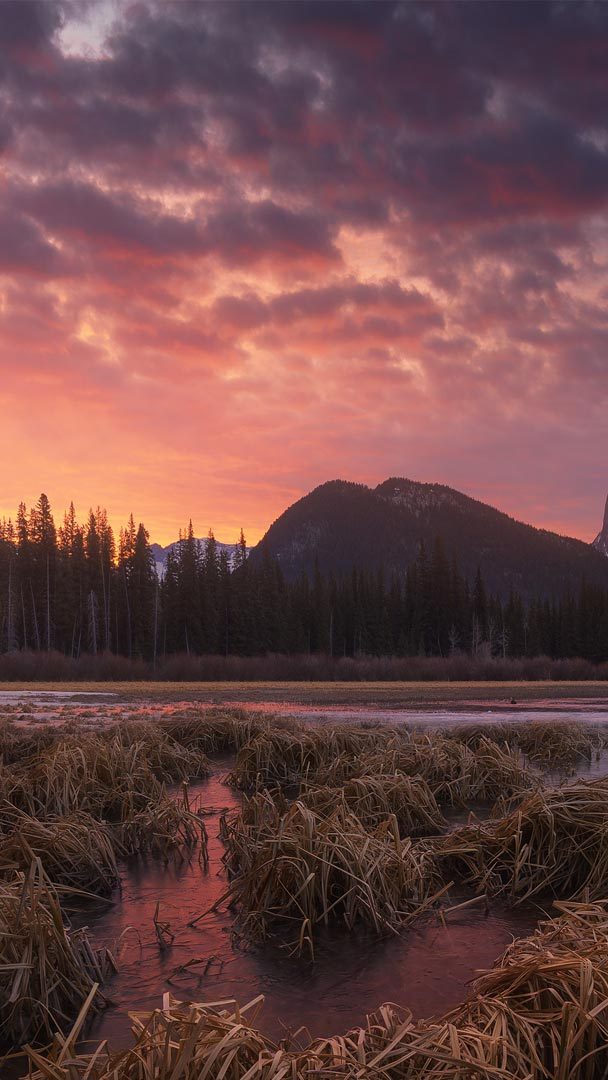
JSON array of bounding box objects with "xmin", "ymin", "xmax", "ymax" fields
[{"xmin": 0, "ymin": 494, "xmax": 607, "ymax": 663}]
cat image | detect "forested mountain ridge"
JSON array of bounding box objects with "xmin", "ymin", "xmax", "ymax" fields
[
  {"xmin": 1, "ymin": 491, "xmax": 608, "ymax": 662},
  {"xmin": 249, "ymin": 478, "xmax": 608, "ymax": 600}
]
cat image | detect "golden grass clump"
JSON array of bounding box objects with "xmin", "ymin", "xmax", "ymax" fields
[
  {"xmin": 312, "ymin": 731, "xmax": 534, "ymax": 805},
  {"xmin": 0, "ymin": 807, "xmax": 119, "ymax": 895},
  {"xmin": 0, "ymin": 860, "xmax": 114, "ymax": 1046},
  {"xmin": 25, "ymin": 735, "xmax": 166, "ymax": 820},
  {"xmin": 22, "ymin": 995, "xmax": 280, "ymax": 1080},
  {"xmin": 114, "ymin": 793, "xmax": 208, "ymax": 863},
  {"xmin": 435, "ymin": 777, "xmax": 608, "ymax": 902},
  {"xmin": 23, "ymin": 902, "xmax": 608, "ymax": 1079},
  {"xmin": 22, "ymin": 725, "xmax": 211, "ymax": 824},
  {"xmin": 299, "ymin": 773, "xmax": 446, "ymax": 836},
  {"xmin": 0, "ymin": 719, "xmax": 59, "ymax": 767},
  {"xmin": 219, "ymin": 798, "xmax": 445, "ymax": 952},
  {"xmin": 0, "ymin": 764, "xmax": 34, "ymax": 822},
  {"xmin": 158, "ymin": 706, "xmax": 270, "ymax": 753},
  {"xmin": 449, "ymin": 718, "xmax": 606, "ymax": 767},
  {"xmin": 227, "ymin": 724, "xmax": 405, "ymax": 790},
  {"xmin": 103, "ymin": 722, "xmax": 211, "ymax": 782}
]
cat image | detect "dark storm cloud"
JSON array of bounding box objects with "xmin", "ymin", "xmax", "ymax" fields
[
  {"xmin": 200, "ymin": 200, "xmax": 339, "ymax": 267},
  {"xmin": 0, "ymin": 211, "xmax": 64, "ymax": 276},
  {"xmin": 13, "ymin": 180, "xmax": 205, "ymax": 259},
  {"xmin": 0, "ymin": 0, "xmax": 63, "ymax": 49},
  {"xmin": 4, "ymin": 0, "xmax": 607, "ymax": 234}
]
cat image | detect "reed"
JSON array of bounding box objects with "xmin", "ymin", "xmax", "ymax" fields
[
  {"xmin": 114, "ymin": 793, "xmax": 209, "ymax": 863},
  {"xmin": 0, "ymin": 807, "xmax": 119, "ymax": 895},
  {"xmin": 228, "ymin": 724, "xmax": 406, "ymax": 790},
  {"xmin": 158, "ymin": 706, "xmax": 270, "ymax": 753},
  {"xmin": 0, "ymin": 765, "xmax": 34, "ymax": 821},
  {"xmin": 103, "ymin": 723, "xmax": 211, "ymax": 782},
  {"xmin": 449, "ymin": 718, "xmax": 606, "ymax": 767},
  {"xmin": 219, "ymin": 798, "xmax": 445, "ymax": 952},
  {"xmin": 25, "ymin": 736, "xmax": 166, "ymax": 820},
  {"xmin": 298, "ymin": 773, "xmax": 446, "ymax": 836},
  {"xmin": 434, "ymin": 777, "xmax": 608, "ymax": 902},
  {"xmin": 0, "ymin": 860, "xmax": 114, "ymax": 1047},
  {"xmin": 0, "ymin": 719, "xmax": 59, "ymax": 767},
  {"xmin": 312, "ymin": 732, "xmax": 534, "ymax": 805}
]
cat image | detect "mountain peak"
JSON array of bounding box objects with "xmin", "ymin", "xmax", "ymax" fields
[
  {"xmin": 375, "ymin": 477, "xmax": 469, "ymax": 516},
  {"xmin": 250, "ymin": 475, "xmax": 608, "ymax": 598},
  {"xmin": 593, "ymin": 493, "xmax": 608, "ymax": 557}
]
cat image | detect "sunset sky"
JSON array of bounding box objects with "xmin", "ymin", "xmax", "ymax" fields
[{"xmin": 1, "ymin": 0, "xmax": 607, "ymax": 545}]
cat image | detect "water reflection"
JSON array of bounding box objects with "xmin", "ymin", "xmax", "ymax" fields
[{"xmin": 69, "ymin": 769, "xmax": 541, "ymax": 1050}]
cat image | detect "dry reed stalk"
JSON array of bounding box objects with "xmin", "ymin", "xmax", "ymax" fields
[
  {"xmin": 152, "ymin": 902, "xmax": 174, "ymax": 950},
  {"xmin": 0, "ymin": 765, "xmax": 34, "ymax": 821},
  {"xmin": 228, "ymin": 725, "xmax": 405, "ymax": 790},
  {"xmin": 0, "ymin": 860, "xmax": 114, "ymax": 1046},
  {"xmin": 298, "ymin": 773, "xmax": 446, "ymax": 836},
  {"xmin": 158, "ymin": 706, "xmax": 271, "ymax": 753},
  {"xmin": 113, "ymin": 794, "xmax": 209, "ymax": 863},
  {"xmin": 23, "ymin": 727, "xmax": 210, "ymax": 823},
  {"xmin": 0, "ymin": 807, "xmax": 119, "ymax": 895},
  {"xmin": 26, "ymin": 737, "xmax": 167, "ymax": 820},
  {"xmin": 449, "ymin": 719, "xmax": 606, "ymax": 767},
  {"xmin": 219, "ymin": 799, "xmax": 445, "ymax": 951},
  {"xmin": 312, "ymin": 732, "xmax": 534, "ymax": 805},
  {"xmin": 433, "ymin": 777, "xmax": 608, "ymax": 902},
  {"xmin": 103, "ymin": 723, "xmax": 211, "ymax": 782},
  {"xmin": 0, "ymin": 720, "xmax": 59, "ymax": 768}
]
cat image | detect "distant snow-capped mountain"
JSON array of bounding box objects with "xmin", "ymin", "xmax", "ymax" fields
[{"xmin": 150, "ymin": 538, "xmax": 246, "ymax": 579}]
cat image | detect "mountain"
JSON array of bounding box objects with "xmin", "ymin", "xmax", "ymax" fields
[
  {"xmin": 593, "ymin": 495, "xmax": 608, "ymax": 557},
  {"xmin": 151, "ymin": 538, "xmax": 245, "ymax": 579},
  {"xmin": 249, "ymin": 478, "xmax": 608, "ymax": 599}
]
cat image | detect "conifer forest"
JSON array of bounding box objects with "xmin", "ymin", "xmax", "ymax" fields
[{"xmin": 1, "ymin": 495, "xmax": 607, "ymax": 665}]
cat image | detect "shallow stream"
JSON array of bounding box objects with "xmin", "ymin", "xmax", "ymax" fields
[{"xmin": 63, "ymin": 766, "xmax": 543, "ymax": 1053}]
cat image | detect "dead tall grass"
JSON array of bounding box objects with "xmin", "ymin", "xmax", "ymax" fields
[
  {"xmin": 0, "ymin": 860, "xmax": 114, "ymax": 1046},
  {"xmin": 434, "ymin": 777, "xmax": 608, "ymax": 902},
  {"xmin": 312, "ymin": 732, "xmax": 534, "ymax": 805},
  {"xmin": 0, "ymin": 807, "xmax": 119, "ymax": 895},
  {"xmin": 25, "ymin": 737, "xmax": 166, "ymax": 819},
  {"xmin": 0, "ymin": 719, "xmax": 58, "ymax": 767},
  {"xmin": 449, "ymin": 718, "xmax": 606, "ymax": 767},
  {"xmin": 219, "ymin": 798, "xmax": 445, "ymax": 953},
  {"xmin": 114, "ymin": 793, "xmax": 208, "ymax": 863},
  {"xmin": 103, "ymin": 723, "xmax": 211, "ymax": 781},
  {"xmin": 298, "ymin": 773, "xmax": 446, "ymax": 836},
  {"xmin": 158, "ymin": 706, "xmax": 270, "ymax": 753},
  {"xmin": 228, "ymin": 725, "xmax": 406, "ymax": 790}
]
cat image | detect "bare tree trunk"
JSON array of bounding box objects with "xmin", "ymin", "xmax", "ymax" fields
[
  {"xmin": 46, "ymin": 553, "xmax": 51, "ymax": 651},
  {"xmin": 153, "ymin": 583, "xmax": 159, "ymax": 671},
  {"xmin": 21, "ymin": 585, "xmax": 28, "ymax": 650},
  {"xmin": 6, "ymin": 557, "xmax": 16, "ymax": 651},
  {"xmin": 29, "ymin": 581, "xmax": 40, "ymax": 650},
  {"xmin": 88, "ymin": 590, "xmax": 98, "ymax": 656},
  {"xmin": 122, "ymin": 568, "xmax": 132, "ymax": 659}
]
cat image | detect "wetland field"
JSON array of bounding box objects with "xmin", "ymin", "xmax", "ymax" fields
[{"xmin": 2, "ymin": 683, "xmax": 608, "ymax": 1078}]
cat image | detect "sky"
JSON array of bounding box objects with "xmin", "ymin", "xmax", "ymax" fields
[{"xmin": 1, "ymin": 0, "xmax": 607, "ymax": 546}]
